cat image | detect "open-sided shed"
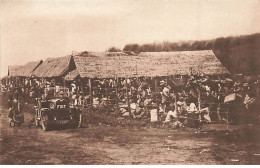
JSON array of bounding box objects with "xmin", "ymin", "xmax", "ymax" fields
[
  {"xmin": 73, "ymin": 50, "xmax": 230, "ymax": 79},
  {"xmin": 32, "ymin": 55, "xmax": 73, "ymax": 78}
]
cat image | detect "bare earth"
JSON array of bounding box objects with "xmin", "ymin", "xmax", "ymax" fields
[{"xmin": 0, "ymin": 103, "xmax": 259, "ymax": 165}]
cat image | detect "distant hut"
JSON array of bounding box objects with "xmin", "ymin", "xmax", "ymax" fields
[
  {"xmin": 32, "ymin": 55, "xmax": 75, "ymax": 86},
  {"xmin": 8, "ymin": 60, "xmax": 42, "ymax": 77},
  {"xmin": 7, "ymin": 60, "xmax": 43, "ymax": 86}
]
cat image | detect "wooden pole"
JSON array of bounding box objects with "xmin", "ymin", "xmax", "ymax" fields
[
  {"xmin": 125, "ymin": 77, "xmax": 131, "ymax": 118},
  {"xmin": 63, "ymin": 77, "xmax": 66, "ymax": 88},
  {"xmin": 198, "ymin": 92, "xmax": 201, "ymax": 117},
  {"xmin": 155, "ymin": 77, "xmax": 159, "ymax": 121},
  {"xmin": 104, "ymin": 79, "xmax": 109, "ymax": 114},
  {"xmin": 82, "ymin": 78, "xmax": 85, "ymax": 108},
  {"xmin": 115, "ymin": 77, "xmax": 119, "ymax": 113},
  {"xmin": 198, "ymin": 89, "xmax": 202, "ymax": 129},
  {"xmin": 175, "ymin": 93, "xmax": 178, "ymax": 121},
  {"xmin": 88, "ymin": 78, "xmax": 93, "ymax": 111},
  {"xmin": 80, "ymin": 78, "xmax": 84, "ymax": 92}
]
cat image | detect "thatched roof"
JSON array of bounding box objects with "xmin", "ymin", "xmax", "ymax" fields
[
  {"xmin": 0, "ymin": 75, "xmax": 8, "ymax": 81},
  {"xmin": 8, "ymin": 60, "xmax": 43, "ymax": 77},
  {"xmin": 33, "ymin": 55, "xmax": 72, "ymax": 78},
  {"xmin": 8, "ymin": 65, "xmax": 22, "ymax": 77},
  {"xmin": 73, "ymin": 50, "xmax": 230, "ymax": 78},
  {"xmin": 64, "ymin": 69, "xmax": 80, "ymax": 81}
]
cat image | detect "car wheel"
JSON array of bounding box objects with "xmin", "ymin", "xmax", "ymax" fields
[{"xmin": 41, "ymin": 115, "xmax": 50, "ymax": 131}]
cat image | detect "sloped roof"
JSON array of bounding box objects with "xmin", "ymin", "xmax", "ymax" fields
[
  {"xmin": 64, "ymin": 69, "xmax": 80, "ymax": 81},
  {"xmin": 73, "ymin": 50, "xmax": 230, "ymax": 78},
  {"xmin": 8, "ymin": 65, "xmax": 22, "ymax": 77},
  {"xmin": 33, "ymin": 55, "xmax": 71, "ymax": 77},
  {"xmin": 0, "ymin": 75, "xmax": 8, "ymax": 81},
  {"xmin": 8, "ymin": 60, "xmax": 43, "ymax": 77}
]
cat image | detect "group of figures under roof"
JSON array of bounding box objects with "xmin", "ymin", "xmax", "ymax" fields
[{"xmin": 1, "ymin": 50, "xmax": 259, "ymax": 126}]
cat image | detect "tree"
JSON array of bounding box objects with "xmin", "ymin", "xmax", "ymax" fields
[
  {"xmin": 123, "ymin": 44, "xmax": 140, "ymax": 53},
  {"xmin": 107, "ymin": 47, "xmax": 121, "ymax": 52}
]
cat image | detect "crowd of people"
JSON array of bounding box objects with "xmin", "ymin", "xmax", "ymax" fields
[
  {"xmin": 1, "ymin": 74, "xmax": 259, "ymax": 126},
  {"xmin": 102, "ymin": 75, "xmax": 259, "ymax": 125}
]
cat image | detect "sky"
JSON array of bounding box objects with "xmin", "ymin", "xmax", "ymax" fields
[{"xmin": 1, "ymin": 0, "xmax": 260, "ymax": 77}]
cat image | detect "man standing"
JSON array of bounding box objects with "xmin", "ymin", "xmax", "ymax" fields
[{"xmin": 8, "ymin": 88, "xmax": 24, "ymax": 126}]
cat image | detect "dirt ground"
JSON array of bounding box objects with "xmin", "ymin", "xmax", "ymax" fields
[{"xmin": 0, "ymin": 98, "xmax": 260, "ymax": 165}]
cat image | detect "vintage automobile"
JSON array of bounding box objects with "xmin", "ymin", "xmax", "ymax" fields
[
  {"xmin": 35, "ymin": 87, "xmax": 81, "ymax": 131},
  {"xmin": 224, "ymin": 93, "xmax": 244, "ymax": 124}
]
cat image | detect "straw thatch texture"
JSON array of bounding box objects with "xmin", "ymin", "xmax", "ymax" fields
[
  {"xmin": 8, "ymin": 66, "xmax": 22, "ymax": 77},
  {"xmin": 8, "ymin": 60, "xmax": 43, "ymax": 77},
  {"xmin": 33, "ymin": 55, "xmax": 71, "ymax": 77},
  {"xmin": 73, "ymin": 50, "xmax": 230, "ymax": 78},
  {"xmin": 64, "ymin": 69, "xmax": 80, "ymax": 81},
  {"xmin": 0, "ymin": 75, "xmax": 8, "ymax": 81}
]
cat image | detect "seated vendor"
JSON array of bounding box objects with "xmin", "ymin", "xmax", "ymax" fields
[{"xmin": 164, "ymin": 103, "xmax": 177, "ymax": 123}]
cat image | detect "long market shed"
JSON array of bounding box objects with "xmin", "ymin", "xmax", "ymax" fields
[{"xmin": 73, "ymin": 50, "xmax": 230, "ymax": 79}]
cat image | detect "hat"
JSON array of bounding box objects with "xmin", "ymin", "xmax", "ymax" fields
[
  {"xmin": 234, "ymin": 82, "xmax": 241, "ymax": 86},
  {"xmin": 130, "ymin": 103, "xmax": 137, "ymax": 110},
  {"xmin": 243, "ymin": 83, "xmax": 249, "ymax": 87},
  {"xmin": 160, "ymin": 80, "xmax": 166, "ymax": 85}
]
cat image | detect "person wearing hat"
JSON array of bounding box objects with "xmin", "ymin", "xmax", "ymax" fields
[
  {"xmin": 216, "ymin": 83, "xmax": 226, "ymax": 121},
  {"xmin": 71, "ymin": 82, "xmax": 76, "ymax": 94},
  {"xmin": 243, "ymin": 83, "xmax": 250, "ymax": 93},
  {"xmin": 8, "ymin": 89, "xmax": 24, "ymax": 125},
  {"xmin": 233, "ymin": 82, "xmax": 242, "ymax": 94},
  {"xmin": 8, "ymin": 94, "xmax": 14, "ymax": 119},
  {"xmin": 160, "ymin": 80, "xmax": 166, "ymax": 86},
  {"xmin": 243, "ymin": 91, "xmax": 258, "ymax": 124}
]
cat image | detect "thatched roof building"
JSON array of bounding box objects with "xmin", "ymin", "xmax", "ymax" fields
[
  {"xmin": 33, "ymin": 55, "xmax": 73, "ymax": 78},
  {"xmin": 64, "ymin": 69, "xmax": 80, "ymax": 81},
  {"xmin": 8, "ymin": 60, "xmax": 43, "ymax": 77},
  {"xmin": 73, "ymin": 50, "xmax": 230, "ymax": 79}
]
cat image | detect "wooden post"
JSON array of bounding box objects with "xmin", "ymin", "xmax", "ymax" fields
[
  {"xmin": 175, "ymin": 93, "xmax": 178, "ymax": 121},
  {"xmin": 82, "ymin": 78, "xmax": 85, "ymax": 108},
  {"xmin": 105, "ymin": 79, "xmax": 108, "ymax": 100},
  {"xmin": 63, "ymin": 77, "xmax": 66, "ymax": 87},
  {"xmin": 104, "ymin": 79, "xmax": 109, "ymax": 114},
  {"xmin": 80, "ymin": 78, "xmax": 84, "ymax": 92},
  {"xmin": 88, "ymin": 78, "xmax": 93, "ymax": 111},
  {"xmin": 155, "ymin": 77, "xmax": 159, "ymax": 121},
  {"xmin": 125, "ymin": 77, "xmax": 131, "ymax": 118},
  {"xmin": 198, "ymin": 88, "xmax": 201, "ymax": 122},
  {"xmin": 227, "ymin": 106, "xmax": 229, "ymax": 123},
  {"xmin": 115, "ymin": 77, "xmax": 119, "ymax": 113}
]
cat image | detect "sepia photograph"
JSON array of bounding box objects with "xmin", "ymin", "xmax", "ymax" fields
[{"xmin": 0, "ymin": 0, "xmax": 260, "ymax": 165}]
